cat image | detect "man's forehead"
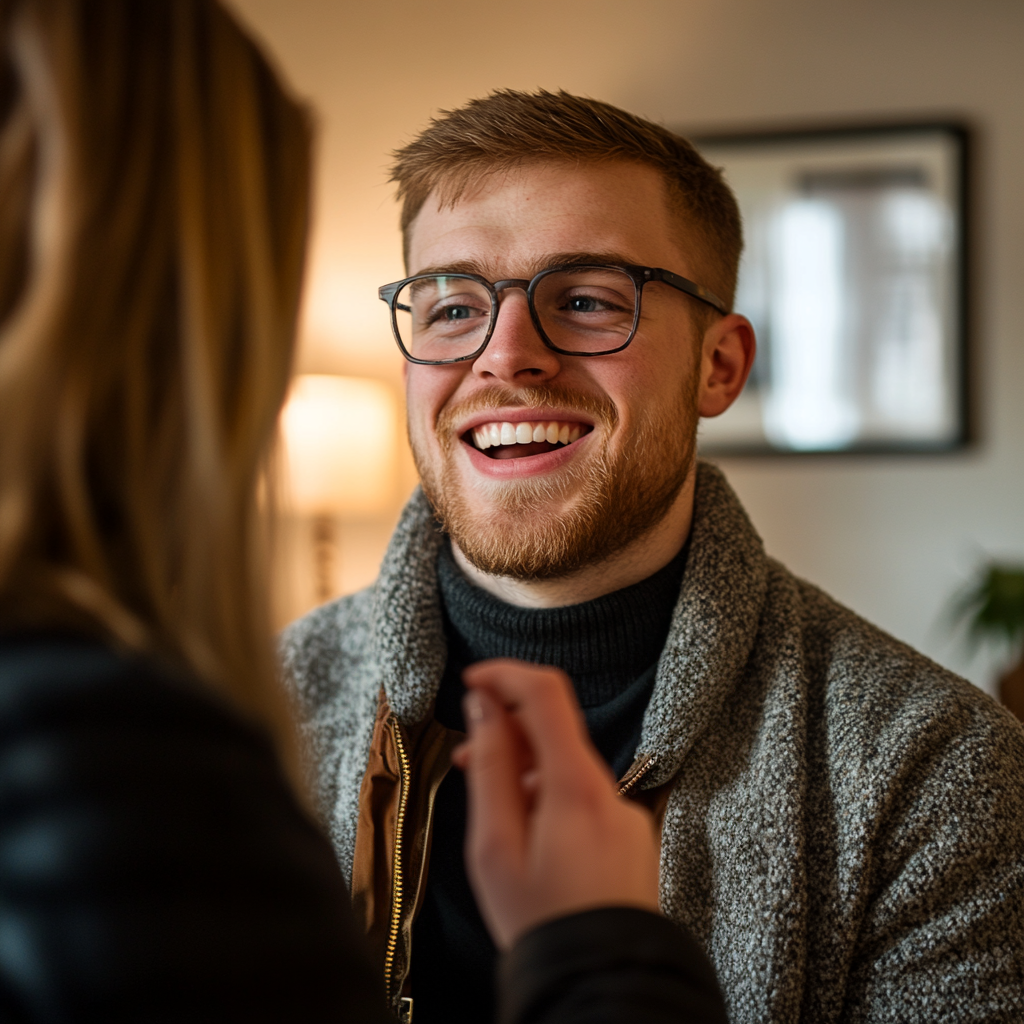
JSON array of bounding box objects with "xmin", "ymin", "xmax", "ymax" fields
[{"xmin": 406, "ymin": 160, "xmax": 689, "ymax": 278}]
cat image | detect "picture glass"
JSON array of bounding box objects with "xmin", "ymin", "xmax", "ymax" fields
[{"xmin": 694, "ymin": 126, "xmax": 966, "ymax": 454}]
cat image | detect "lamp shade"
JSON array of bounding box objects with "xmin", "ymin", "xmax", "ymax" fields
[{"xmin": 279, "ymin": 374, "xmax": 397, "ymax": 515}]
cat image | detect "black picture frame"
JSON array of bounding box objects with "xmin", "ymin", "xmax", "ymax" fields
[{"xmin": 689, "ymin": 122, "xmax": 970, "ymax": 457}]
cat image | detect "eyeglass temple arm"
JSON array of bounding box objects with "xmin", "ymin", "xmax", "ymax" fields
[{"xmin": 646, "ymin": 268, "xmax": 729, "ymax": 315}]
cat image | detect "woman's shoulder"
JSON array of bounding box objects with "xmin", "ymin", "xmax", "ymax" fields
[
  {"xmin": 0, "ymin": 632, "xmax": 386, "ymax": 1022},
  {"xmin": 0, "ymin": 632, "xmax": 311, "ymax": 878},
  {"xmin": 1, "ymin": 631, "xmax": 251, "ymax": 728}
]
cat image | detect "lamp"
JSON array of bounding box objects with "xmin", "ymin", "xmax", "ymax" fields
[{"xmin": 279, "ymin": 374, "xmax": 398, "ymax": 600}]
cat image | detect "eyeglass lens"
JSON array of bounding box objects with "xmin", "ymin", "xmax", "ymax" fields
[{"xmin": 393, "ymin": 268, "xmax": 639, "ymax": 361}]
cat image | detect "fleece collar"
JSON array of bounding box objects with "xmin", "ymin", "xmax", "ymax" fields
[{"xmin": 368, "ymin": 461, "xmax": 769, "ymax": 789}]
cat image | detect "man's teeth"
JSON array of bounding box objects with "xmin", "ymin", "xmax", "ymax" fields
[{"xmin": 472, "ymin": 420, "xmax": 583, "ymax": 451}]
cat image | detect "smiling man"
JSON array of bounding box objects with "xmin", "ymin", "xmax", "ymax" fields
[
  {"xmin": 282, "ymin": 91, "xmax": 1024, "ymax": 1024},
  {"xmin": 398, "ymin": 155, "xmax": 748, "ymax": 603}
]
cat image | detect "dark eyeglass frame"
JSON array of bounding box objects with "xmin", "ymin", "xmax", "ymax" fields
[{"xmin": 377, "ymin": 263, "xmax": 729, "ymax": 365}]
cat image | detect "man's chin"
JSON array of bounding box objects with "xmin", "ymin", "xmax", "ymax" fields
[
  {"xmin": 456, "ymin": 476, "xmax": 575, "ymax": 526},
  {"xmin": 426, "ymin": 472, "xmax": 596, "ymax": 579},
  {"xmin": 448, "ymin": 512, "xmax": 590, "ymax": 581}
]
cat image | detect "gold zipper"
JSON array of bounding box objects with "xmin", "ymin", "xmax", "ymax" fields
[
  {"xmin": 617, "ymin": 754, "xmax": 657, "ymax": 797},
  {"xmin": 382, "ymin": 716, "xmax": 412, "ymax": 1011}
]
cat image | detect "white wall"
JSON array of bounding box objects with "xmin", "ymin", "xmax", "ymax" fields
[{"xmin": 229, "ymin": 0, "xmax": 1024, "ymax": 693}]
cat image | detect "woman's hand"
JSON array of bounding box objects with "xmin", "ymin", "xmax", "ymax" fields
[{"xmin": 452, "ymin": 659, "xmax": 661, "ymax": 950}]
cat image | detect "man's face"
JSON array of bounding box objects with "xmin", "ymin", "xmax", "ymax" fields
[{"xmin": 404, "ymin": 160, "xmax": 708, "ymax": 580}]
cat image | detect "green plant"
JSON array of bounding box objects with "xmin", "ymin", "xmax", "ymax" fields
[{"xmin": 953, "ymin": 563, "xmax": 1024, "ymax": 656}]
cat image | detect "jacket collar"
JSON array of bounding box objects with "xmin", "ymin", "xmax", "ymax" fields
[
  {"xmin": 639, "ymin": 462, "xmax": 769, "ymax": 786},
  {"xmin": 368, "ymin": 462, "xmax": 769, "ymax": 786},
  {"xmin": 369, "ymin": 489, "xmax": 447, "ymax": 726}
]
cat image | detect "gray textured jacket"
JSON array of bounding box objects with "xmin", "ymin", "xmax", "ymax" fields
[{"xmin": 282, "ymin": 462, "xmax": 1024, "ymax": 1023}]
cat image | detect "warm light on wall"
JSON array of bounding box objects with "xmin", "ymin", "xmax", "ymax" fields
[{"xmin": 279, "ymin": 373, "xmax": 398, "ymax": 516}]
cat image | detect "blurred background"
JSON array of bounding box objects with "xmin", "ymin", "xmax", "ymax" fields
[{"xmin": 227, "ymin": 0, "xmax": 1024, "ymax": 697}]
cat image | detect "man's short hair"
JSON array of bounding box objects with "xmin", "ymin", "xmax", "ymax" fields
[{"xmin": 390, "ymin": 89, "xmax": 743, "ymax": 311}]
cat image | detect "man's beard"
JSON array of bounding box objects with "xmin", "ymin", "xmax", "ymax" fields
[{"xmin": 412, "ymin": 381, "xmax": 698, "ymax": 581}]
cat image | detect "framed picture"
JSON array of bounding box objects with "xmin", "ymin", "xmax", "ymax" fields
[{"xmin": 692, "ymin": 123, "xmax": 969, "ymax": 455}]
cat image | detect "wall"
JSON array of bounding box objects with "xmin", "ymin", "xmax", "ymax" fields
[{"xmin": 228, "ymin": 0, "xmax": 1024, "ymax": 694}]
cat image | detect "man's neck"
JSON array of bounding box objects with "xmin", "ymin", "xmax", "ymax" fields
[{"xmin": 450, "ymin": 468, "xmax": 697, "ymax": 609}]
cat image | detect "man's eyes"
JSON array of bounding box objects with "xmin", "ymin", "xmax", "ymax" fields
[
  {"xmin": 558, "ymin": 291, "xmax": 630, "ymax": 313},
  {"xmin": 423, "ymin": 299, "xmax": 489, "ymax": 325}
]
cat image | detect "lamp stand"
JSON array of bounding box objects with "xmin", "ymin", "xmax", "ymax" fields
[{"xmin": 312, "ymin": 513, "xmax": 337, "ymax": 603}]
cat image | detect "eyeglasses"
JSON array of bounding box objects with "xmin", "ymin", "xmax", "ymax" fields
[{"xmin": 377, "ymin": 263, "xmax": 729, "ymax": 365}]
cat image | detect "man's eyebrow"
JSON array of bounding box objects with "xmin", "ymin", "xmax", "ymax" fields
[
  {"xmin": 413, "ymin": 260, "xmax": 487, "ymax": 277},
  {"xmin": 539, "ymin": 251, "xmax": 640, "ymax": 271},
  {"xmin": 411, "ymin": 251, "xmax": 642, "ymax": 279}
]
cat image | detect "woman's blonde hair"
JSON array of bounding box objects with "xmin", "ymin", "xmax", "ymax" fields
[{"xmin": 0, "ymin": 0, "xmax": 312, "ymax": 765}]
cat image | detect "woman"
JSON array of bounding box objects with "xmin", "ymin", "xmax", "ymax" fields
[
  {"xmin": 0, "ymin": 0, "xmax": 390, "ymax": 1018},
  {"xmin": 0, "ymin": 1, "xmax": 726, "ymax": 1020}
]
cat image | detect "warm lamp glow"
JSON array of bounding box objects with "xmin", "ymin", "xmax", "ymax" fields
[{"xmin": 279, "ymin": 374, "xmax": 397, "ymax": 515}]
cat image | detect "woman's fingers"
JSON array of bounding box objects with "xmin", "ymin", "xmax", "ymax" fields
[
  {"xmin": 460, "ymin": 659, "xmax": 662, "ymax": 949},
  {"xmin": 461, "ymin": 688, "xmax": 528, "ymax": 884},
  {"xmin": 462, "ymin": 660, "xmax": 615, "ymax": 794}
]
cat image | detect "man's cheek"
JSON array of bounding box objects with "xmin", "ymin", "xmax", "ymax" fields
[{"xmin": 409, "ymin": 407, "xmax": 449, "ymax": 465}]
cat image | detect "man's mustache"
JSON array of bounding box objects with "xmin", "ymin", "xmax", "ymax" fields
[{"xmin": 435, "ymin": 385, "xmax": 618, "ymax": 447}]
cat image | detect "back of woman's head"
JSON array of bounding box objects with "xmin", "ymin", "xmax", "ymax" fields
[{"xmin": 0, "ymin": 0, "xmax": 312, "ymax": 753}]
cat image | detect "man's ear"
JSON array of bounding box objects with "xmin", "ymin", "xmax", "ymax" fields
[{"xmin": 697, "ymin": 313, "xmax": 756, "ymax": 418}]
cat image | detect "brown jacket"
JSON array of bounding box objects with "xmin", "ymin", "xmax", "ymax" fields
[{"xmin": 350, "ymin": 688, "xmax": 670, "ymax": 1018}]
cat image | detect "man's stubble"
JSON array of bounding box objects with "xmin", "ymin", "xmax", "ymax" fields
[{"xmin": 411, "ymin": 377, "xmax": 699, "ymax": 581}]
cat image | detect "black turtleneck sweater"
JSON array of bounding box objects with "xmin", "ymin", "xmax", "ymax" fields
[{"xmin": 409, "ymin": 540, "xmax": 688, "ymax": 1024}]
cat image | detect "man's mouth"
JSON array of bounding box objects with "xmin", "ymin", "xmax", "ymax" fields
[{"xmin": 463, "ymin": 419, "xmax": 593, "ymax": 460}]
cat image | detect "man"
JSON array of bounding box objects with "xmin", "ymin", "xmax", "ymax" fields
[{"xmin": 282, "ymin": 90, "xmax": 1024, "ymax": 1023}]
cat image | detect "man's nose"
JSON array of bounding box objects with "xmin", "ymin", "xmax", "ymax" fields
[{"xmin": 470, "ymin": 288, "xmax": 562, "ymax": 384}]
